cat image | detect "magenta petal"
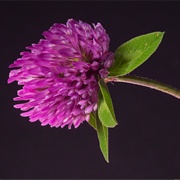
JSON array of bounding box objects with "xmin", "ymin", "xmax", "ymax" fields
[
  {"xmin": 85, "ymin": 104, "xmax": 94, "ymax": 114},
  {"xmin": 20, "ymin": 110, "xmax": 34, "ymax": 117},
  {"xmin": 85, "ymin": 114, "xmax": 90, "ymax": 121},
  {"xmin": 14, "ymin": 104, "xmax": 24, "ymax": 109}
]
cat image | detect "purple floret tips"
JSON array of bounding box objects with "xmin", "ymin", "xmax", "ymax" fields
[{"xmin": 8, "ymin": 19, "xmax": 114, "ymax": 129}]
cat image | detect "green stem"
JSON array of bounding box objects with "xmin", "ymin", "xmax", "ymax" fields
[{"xmin": 105, "ymin": 76, "xmax": 180, "ymax": 99}]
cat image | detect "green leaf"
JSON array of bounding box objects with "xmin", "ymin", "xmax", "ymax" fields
[
  {"xmin": 96, "ymin": 117, "xmax": 109, "ymax": 163},
  {"xmin": 88, "ymin": 113, "xmax": 97, "ymax": 130},
  {"xmin": 109, "ymin": 32, "xmax": 165, "ymax": 76},
  {"xmin": 98, "ymin": 79, "xmax": 118, "ymax": 128}
]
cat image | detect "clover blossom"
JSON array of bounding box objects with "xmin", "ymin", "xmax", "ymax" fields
[{"xmin": 8, "ymin": 19, "xmax": 114, "ymax": 129}]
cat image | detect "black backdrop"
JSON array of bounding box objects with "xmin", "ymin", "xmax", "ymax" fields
[{"xmin": 1, "ymin": 1, "xmax": 180, "ymax": 179}]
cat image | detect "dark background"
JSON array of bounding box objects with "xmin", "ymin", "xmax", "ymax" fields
[{"xmin": 1, "ymin": 1, "xmax": 180, "ymax": 179}]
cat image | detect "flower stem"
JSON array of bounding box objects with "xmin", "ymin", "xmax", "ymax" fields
[{"xmin": 105, "ymin": 76, "xmax": 180, "ymax": 99}]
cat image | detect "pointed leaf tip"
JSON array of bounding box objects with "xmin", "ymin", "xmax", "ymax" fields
[{"xmin": 96, "ymin": 117, "xmax": 109, "ymax": 163}]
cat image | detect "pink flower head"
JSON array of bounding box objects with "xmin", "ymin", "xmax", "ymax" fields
[{"xmin": 8, "ymin": 19, "xmax": 114, "ymax": 129}]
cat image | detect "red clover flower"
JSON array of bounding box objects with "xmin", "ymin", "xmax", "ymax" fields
[{"xmin": 8, "ymin": 19, "xmax": 114, "ymax": 129}]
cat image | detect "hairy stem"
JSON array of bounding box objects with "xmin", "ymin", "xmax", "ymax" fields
[{"xmin": 105, "ymin": 76, "xmax": 180, "ymax": 99}]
